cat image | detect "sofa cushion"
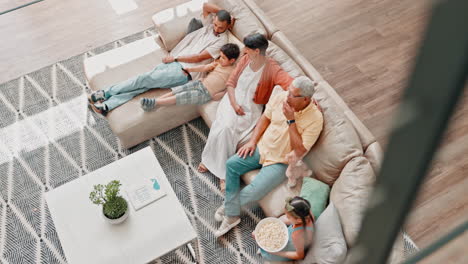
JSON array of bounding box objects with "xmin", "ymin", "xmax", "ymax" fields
[
  {"xmin": 303, "ymin": 83, "xmax": 363, "ymax": 185},
  {"xmin": 209, "ymin": 0, "xmax": 267, "ymax": 41},
  {"xmin": 330, "ymin": 156, "xmax": 376, "ymax": 246},
  {"xmin": 152, "ymin": 1, "xmax": 204, "ymax": 51},
  {"xmin": 241, "ymin": 170, "xmax": 302, "ymax": 217},
  {"xmin": 299, "ymin": 202, "xmax": 347, "ymax": 264},
  {"xmin": 300, "ymin": 177, "xmax": 330, "ymax": 219}
]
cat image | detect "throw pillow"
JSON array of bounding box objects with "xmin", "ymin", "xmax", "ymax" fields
[
  {"xmin": 299, "ymin": 202, "xmax": 347, "ymax": 264},
  {"xmin": 187, "ymin": 18, "xmax": 204, "ymax": 34},
  {"xmin": 300, "ymin": 177, "xmax": 330, "ymax": 219},
  {"xmin": 330, "ymin": 156, "xmax": 376, "ymax": 247}
]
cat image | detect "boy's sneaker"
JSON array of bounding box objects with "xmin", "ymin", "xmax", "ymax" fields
[
  {"xmin": 214, "ymin": 206, "xmax": 225, "ymax": 222},
  {"xmin": 89, "ymin": 102, "xmax": 108, "ymax": 116},
  {"xmin": 88, "ymin": 90, "xmax": 106, "ymax": 103},
  {"xmin": 140, "ymin": 98, "xmax": 157, "ymax": 112}
]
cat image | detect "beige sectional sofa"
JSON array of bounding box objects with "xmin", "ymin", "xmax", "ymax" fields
[{"xmin": 83, "ymin": 0, "xmax": 404, "ymax": 263}]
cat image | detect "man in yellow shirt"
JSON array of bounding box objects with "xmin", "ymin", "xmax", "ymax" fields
[{"xmin": 214, "ymin": 76, "xmax": 324, "ymax": 237}]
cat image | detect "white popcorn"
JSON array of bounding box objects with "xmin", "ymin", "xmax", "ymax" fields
[{"xmin": 256, "ymin": 219, "xmax": 288, "ymax": 252}]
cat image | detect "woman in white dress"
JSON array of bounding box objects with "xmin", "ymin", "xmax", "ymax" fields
[{"xmin": 198, "ymin": 33, "xmax": 294, "ymax": 190}]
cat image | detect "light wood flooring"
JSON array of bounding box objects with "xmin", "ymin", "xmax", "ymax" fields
[{"xmin": 1, "ymin": 0, "xmax": 467, "ymax": 262}]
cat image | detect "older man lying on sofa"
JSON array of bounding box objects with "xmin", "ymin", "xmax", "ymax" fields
[
  {"xmin": 214, "ymin": 76, "xmax": 324, "ymax": 237},
  {"xmin": 88, "ymin": 3, "xmax": 233, "ymax": 115}
]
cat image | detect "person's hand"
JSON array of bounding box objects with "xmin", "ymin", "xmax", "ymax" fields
[
  {"xmin": 229, "ymin": 17, "xmax": 236, "ymax": 30},
  {"xmin": 206, "ymin": 62, "xmax": 217, "ymax": 72},
  {"xmin": 237, "ymin": 140, "xmax": 256, "ymax": 159},
  {"xmin": 232, "ymin": 103, "xmax": 245, "ymax": 116},
  {"xmin": 251, "ymin": 231, "xmax": 256, "ymax": 240},
  {"xmin": 283, "ymin": 101, "xmax": 295, "ymax": 120},
  {"xmin": 162, "ymin": 56, "xmax": 175, "ymax": 64}
]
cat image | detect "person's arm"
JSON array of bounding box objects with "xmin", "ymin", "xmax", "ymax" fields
[
  {"xmin": 185, "ymin": 62, "xmax": 216, "ymax": 73},
  {"xmin": 202, "ymin": 2, "xmax": 221, "ymax": 18},
  {"xmin": 237, "ymin": 92, "xmax": 278, "ymax": 158},
  {"xmin": 283, "ymin": 101, "xmax": 307, "ymax": 157},
  {"xmin": 226, "ymin": 85, "xmax": 245, "ymax": 116},
  {"xmin": 269, "ymin": 231, "xmax": 307, "ymax": 260},
  {"xmin": 163, "ymin": 50, "xmax": 213, "ymax": 64},
  {"xmin": 237, "ymin": 115, "xmax": 271, "ymax": 158}
]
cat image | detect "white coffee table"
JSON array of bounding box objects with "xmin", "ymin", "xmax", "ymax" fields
[{"xmin": 45, "ymin": 147, "xmax": 198, "ymax": 264}]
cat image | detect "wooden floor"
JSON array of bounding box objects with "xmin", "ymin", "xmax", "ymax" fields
[{"xmin": 1, "ymin": 0, "xmax": 467, "ymax": 262}]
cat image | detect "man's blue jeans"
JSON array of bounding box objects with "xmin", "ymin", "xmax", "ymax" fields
[
  {"xmin": 224, "ymin": 148, "xmax": 287, "ymax": 216},
  {"xmin": 103, "ymin": 62, "xmax": 189, "ymax": 110}
]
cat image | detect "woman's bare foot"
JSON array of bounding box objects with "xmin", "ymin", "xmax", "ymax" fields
[
  {"xmin": 197, "ymin": 163, "xmax": 208, "ymax": 173},
  {"xmin": 220, "ymin": 179, "xmax": 226, "ymax": 192}
]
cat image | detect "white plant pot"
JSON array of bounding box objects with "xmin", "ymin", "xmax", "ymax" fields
[{"xmin": 102, "ymin": 200, "xmax": 130, "ymax": 225}]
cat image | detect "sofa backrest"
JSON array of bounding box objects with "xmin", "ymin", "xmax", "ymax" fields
[
  {"xmin": 304, "ymin": 83, "xmax": 364, "ymax": 186},
  {"xmin": 267, "ymin": 41, "xmax": 304, "ymax": 79}
]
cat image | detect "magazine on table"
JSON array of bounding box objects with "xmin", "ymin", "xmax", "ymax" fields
[{"xmin": 126, "ymin": 177, "xmax": 166, "ymax": 211}]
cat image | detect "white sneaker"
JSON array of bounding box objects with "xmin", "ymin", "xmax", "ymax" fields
[
  {"xmin": 214, "ymin": 206, "xmax": 225, "ymax": 222},
  {"xmin": 214, "ymin": 217, "xmax": 240, "ymax": 238}
]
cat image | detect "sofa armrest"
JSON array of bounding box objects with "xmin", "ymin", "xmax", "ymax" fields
[
  {"xmin": 242, "ymin": 0, "xmax": 278, "ymax": 38},
  {"xmin": 152, "ymin": 0, "xmax": 205, "ymax": 51},
  {"xmin": 344, "ymin": 109, "xmax": 376, "ymax": 149},
  {"xmin": 365, "ymin": 141, "xmax": 384, "ymax": 175}
]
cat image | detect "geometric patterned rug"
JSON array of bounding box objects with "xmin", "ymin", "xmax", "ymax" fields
[{"xmin": 0, "ymin": 29, "xmax": 418, "ymax": 264}]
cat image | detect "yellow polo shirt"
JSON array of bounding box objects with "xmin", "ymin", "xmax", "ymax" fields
[{"xmin": 258, "ymin": 91, "xmax": 323, "ymax": 166}]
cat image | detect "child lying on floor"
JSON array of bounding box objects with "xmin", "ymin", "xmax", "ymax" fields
[{"xmin": 140, "ymin": 43, "xmax": 240, "ymax": 111}]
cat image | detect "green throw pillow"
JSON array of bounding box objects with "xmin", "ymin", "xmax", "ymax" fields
[{"xmin": 300, "ymin": 177, "xmax": 330, "ymax": 219}]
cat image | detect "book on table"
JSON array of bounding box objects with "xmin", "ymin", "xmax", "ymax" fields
[{"xmin": 126, "ymin": 177, "xmax": 166, "ymax": 211}]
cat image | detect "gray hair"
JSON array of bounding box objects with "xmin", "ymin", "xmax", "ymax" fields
[{"xmin": 292, "ymin": 76, "xmax": 316, "ymax": 97}]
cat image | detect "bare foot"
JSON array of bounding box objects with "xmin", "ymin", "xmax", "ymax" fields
[
  {"xmin": 197, "ymin": 163, "xmax": 208, "ymax": 173},
  {"xmin": 220, "ymin": 179, "xmax": 226, "ymax": 192}
]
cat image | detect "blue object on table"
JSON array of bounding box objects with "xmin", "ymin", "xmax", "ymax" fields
[{"xmin": 150, "ymin": 179, "xmax": 160, "ymax": 190}]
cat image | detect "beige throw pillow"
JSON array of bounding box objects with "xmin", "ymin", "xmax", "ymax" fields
[
  {"xmin": 330, "ymin": 156, "xmax": 376, "ymax": 246},
  {"xmin": 299, "ymin": 202, "xmax": 347, "ymax": 264}
]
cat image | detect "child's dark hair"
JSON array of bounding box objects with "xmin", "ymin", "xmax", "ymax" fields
[
  {"xmin": 285, "ymin": 196, "xmax": 314, "ymax": 229},
  {"xmin": 220, "ymin": 43, "xmax": 240, "ymax": 60},
  {"xmin": 243, "ymin": 33, "xmax": 269, "ymax": 55}
]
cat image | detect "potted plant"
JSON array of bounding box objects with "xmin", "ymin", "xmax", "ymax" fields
[{"xmin": 89, "ymin": 180, "xmax": 129, "ymax": 224}]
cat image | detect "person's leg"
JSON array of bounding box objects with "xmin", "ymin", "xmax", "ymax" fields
[
  {"xmin": 224, "ymin": 148, "xmax": 262, "ymax": 217},
  {"xmin": 156, "ymin": 95, "xmax": 177, "ymax": 106},
  {"xmin": 239, "ymin": 162, "xmax": 288, "ymax": 208},
  {"xmin": 141, "ymin": 80, "xmax": 210, "ymax": 110},
  {"xmin": 104, "ymin": 87, "xmax": 150, "ymax": 110},
  {"xmin": 215, "ymin": 149, "xmax": 262, "ymax": 237},
  {"xmin": 158, "ymin": 91, "xmax": 175, "ymax": 99},
  {"xmin": 105, "ymin": 62, "xmax": 189, "ymax": 110},
  {"xmin": 140, "ymin": 80, "xmax": 193, "ymax": 110}
]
